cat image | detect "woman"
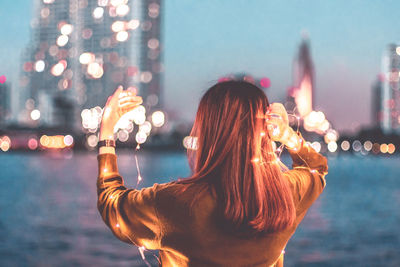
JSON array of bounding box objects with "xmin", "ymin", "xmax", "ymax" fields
[{"xmin": 97, "ymin": 81, "xmax": 328, "ymax": 266}]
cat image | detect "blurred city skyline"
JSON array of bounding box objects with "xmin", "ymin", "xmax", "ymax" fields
[{"xmin": 2, "ymin": 0, "xmax": 400, "ymax": 133}]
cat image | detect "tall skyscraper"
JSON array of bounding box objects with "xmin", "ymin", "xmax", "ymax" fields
[
  {"xmin": 371, "ymin": 75, "xmax": 383, "ymax": 128},
  {"xmin": 380, "ymin": 44, "xmax": 400, "ymax": 133},
  {"xmin": 286, "ymin": 35, "xmax": 332, "ymax": 136},
  {"xmin": 19, "ymin": 0, "xmax": 163, "ymax": 131},
  {"xmin": 288, "ymin": 36, "xmax": 314, "ymax": 118},
  {"xmin": 0, "ymin": 82, "xmax": 11, "ymax": 126},
  {"xmin": 140, "ymin": 0, "xmax": 162, "ymax": 108}
]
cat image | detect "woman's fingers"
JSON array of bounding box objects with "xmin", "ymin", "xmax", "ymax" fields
[
  {"xmin": 126, "ymin": 86, "xmax": 137, "ymax": 95},
  {"xmin": 118, "ymin": 104, "xmax": 140, "ymax": 116},
  {"xmin": 118, "ymin": 90, "xmax": 136, "ymax": 99},
  {"xmin": 109, "ymin": 86, "xmax": 123, "ymax": 100},
  {"xmin": 265, "ymin": 113, "xmax": 282, "ymax": 121},
  {"xmin": 118, "ymin": 96, "xmax": 143, "ymax": 105},
  {"xmin": 120, "ymin": 103, "xmax": 138, "ymax": 110}
]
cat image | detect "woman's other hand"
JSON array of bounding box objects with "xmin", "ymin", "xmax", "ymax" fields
[
  {"xmin": 266, "ymin": 103, "xmax": 289, "ymax": 141},
  {"xmin": 266, "ymin": 103, "xmax": 302, "ymax": 151},
  {"xmin": 99, "ymin": 86, "xmax": 143, "ymax": 141}
]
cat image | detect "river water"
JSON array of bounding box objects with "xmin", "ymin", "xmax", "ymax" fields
[{"xmin": 0, "ymin": 151, "xmax": 399, "ymax": 266}]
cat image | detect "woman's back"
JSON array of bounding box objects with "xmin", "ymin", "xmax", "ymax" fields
[
  {"xmin": 97, "ymin": 80, "xmax": 328, "ymax": 266},
  {"xmin": 155, "ymin": 182, "xmax": 292, "ymax": 266},
  {"xmin": 97, "ymin": 141, "xmax": 327, "ymax": 266}
]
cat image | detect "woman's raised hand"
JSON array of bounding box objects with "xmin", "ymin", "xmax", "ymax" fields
[
  {"xmin": 99, "ymin": 86, "xmax": 142, "ymax": 140},
  {"xmin": 266, "ymin": 103, "xmax": 302, "ymax": 151},
  {"xmin": 266, "ymin": 103, "xmax": 289, "ymax": 141}
]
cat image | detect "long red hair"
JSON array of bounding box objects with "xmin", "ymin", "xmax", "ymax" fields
[{"xmin": 180, "ymin": 81, "xmax": 295, "ymax": 234}]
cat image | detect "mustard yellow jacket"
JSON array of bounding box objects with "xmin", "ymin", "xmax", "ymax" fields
[{"xmin": 97, "ymin": 143, "xmax": 328, "ymax": 267}]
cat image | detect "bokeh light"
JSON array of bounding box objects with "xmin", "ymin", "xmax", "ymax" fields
[
  {"xmin": 116, "ymin": 4, "xmax": 130, "ymax": 16},
  {"xmin": 116, "ymin": 31, "xmax": 129, "ymax": 42},
  {"xmin": 259, "ymin": 77, "xmax": 271, "ymax": 88},
  {"xmin": 30, "ymin": 109, "xmax": 41, "ymax": 121},
  {"xmin": 388, "ymin": 143, "xmax": 396, "ymax": 154},
  {"xmin": 310, "ymin": 141, "xmax": 321, "ymax": 153},
  {"xmin": 63, "ymin": 135, "xmax": 74, "ymax": 146},
  {"xmin": 0, "ymin": 136, "xmax": 11, "ymax": 152},
  {"xmin": 372, "ymin": 143, "xmax": 381, "ymax": 154},
  {"xmin": 79, "ymin": 52, "xmax": 95, "ymax": 64},
  {"xmin": 128, "ymin": 19, "xmax": 140, "ymax": 30},
  {"xmin": 139, "ymin": 121, "xmax": 152, "ymax": 135},
  {"xmin": 93, "ymin": 7, "xmax": 104, "ymax": 19},
  {"xmin": 87, "ymin": 135, "xmax": 98, "ymax": 148},
  {"xmin": 111, "ymin": 21, "xmax": 125, "ymax": 32},
  {"xmin": 60, "ymin": 24, "xmax": 73, "ymax": 35},
  {"xmin": 56, "ymin": 35, "xmax": 69, "ymax": 47},
  {"xmin": 151, "ymin": 111, "xmax": 165, "ymax": 127},
  {"xmin": 51, "ymin": 60, "xmax": 67, "ymax": 76},
  {"xmin": 380, "ymin": 143, "xmax": 388, "ymax": 154},
  {"xmin": 183, "ymin": 136, "xmax": 198, "ymax": 150},
  {"xmin": 140, "ymin": 71, "xmax": 152, "ymax": 83},
  {"xmin": 87, "ymin": 62, "xmax": 104, "ymax": 78},
  {"xmin": 327, "ymin": 141, "xmax": 338, "ymax": 153},
  {"xmin": 341, "ymin": 140, "xmax": 350, "ymax": 151},
  {"xmin": 117, "ymin": 130, "xmax": 129, "ymax": 142},
  {"xmin": 28, "ymin": 138, "xmax": 38, "ymax": 150},
  {"xmin": 364, "ymin": 141, "xmax": 373, "ymax": 151},
  {"xmin": 148, "ymin": 38, "xmax": 159, "ymax": 49},
  {"xmin": 352, "ymin": 140, "xmax": 362, "ymax": 152},
  {"xmin": 35, "ymin": 60, "xmax": 45, "ymax": 72},
  {"xmin": 135, "ymin": 131, "xmax": 147, "ymax": 144}
]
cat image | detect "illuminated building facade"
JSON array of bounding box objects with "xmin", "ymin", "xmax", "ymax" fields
[
  {"xmin": 287, "ymin": 36, "xmax": 334, "ymax": 137},
  {"xmin": 289, "ymin": 37, "xmax": 314, "ymax": 118},
  {"xmin": 381, "ymin": 44, "xmax": 400, "ymax": 133},
  {"xmin": 19, "ymin": 0, "xmax": 163, "ymax": 130},
  {"xmin": 140, "ymin": 0, "xmax": 163, "ymax": 108}
]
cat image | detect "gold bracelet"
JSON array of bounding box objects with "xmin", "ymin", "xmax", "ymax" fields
[{"xmin": 98, "ymin": 139, "xmax": 116, "ymax": 148}]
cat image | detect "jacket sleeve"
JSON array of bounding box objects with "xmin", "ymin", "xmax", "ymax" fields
[
  {"xmin": 284, "ymin": 139, "xmax": 328, "ymax": 216},
  {"xmin": 97, "ymin": 153, "xmax": 161, "ymax": 249}
]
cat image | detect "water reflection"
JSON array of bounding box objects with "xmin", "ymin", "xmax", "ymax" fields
[{"xmin": 0, "ymin": 152, "xmax": 399, "ymax": 266}]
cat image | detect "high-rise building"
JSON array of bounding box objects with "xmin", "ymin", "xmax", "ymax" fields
[
  {"xmin": 371, "ymin": 75, "xmax": 383, "ymax": 128},
  {"xmin": 380, "ymin": 44, "xmax": 400, "ymax": 133},
  {"xmin": 0, "ymin": 82, "xmax": 11, "ymax": 126},
  {"xmin": 19, "ymin": 0, "xmax": 163, "ymax": 131},
  {"xmin": 288, "ymin": 36, "xmax": 314, "ymax": 118},
  {"xmin": 140, "ymin": 0, "xmax": 162, "ymax": 108},
  {"xmin": 286, "ymin": 35, "xmax": 333, "ymax": 136}
]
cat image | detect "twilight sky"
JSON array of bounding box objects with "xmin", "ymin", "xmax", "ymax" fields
[{"xmin": 1, "ymin": 0, "xmax": 400, "ymax": 133}]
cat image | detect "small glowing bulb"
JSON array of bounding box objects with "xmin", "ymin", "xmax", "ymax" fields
[
  {"xmin": 35, "ymin": 60, "xmax": 45, "ymax": 72},
  {"xmin": 260, "ymin": 131, "xmax": 266, "ymax": 137},
  {"xmin": 252, "ymin": 158, "xmax": 260, "ymax": 163},
  {"xmin": 93, "ymin": 7, "xmax": 104, "ymax": 19},
  {"xmin": 116, "ymin": 223, "xmax": 120, "ymax": 228},
  {"xmin": 30, "ymin": 109, "xmax": 41, "ymax": 120},
  {"xmin": 116, "ymin": 31, "xmax": 129, "ymax": 42},
  {"xmin": 60, "ymin": 24, "xmax": 73, "ymax": 35},
  {"xmin": 111, "ymin": 21, "xmax": 125, "ymax": 32},
  {"xmin": 138, "ymin": 175, "xmax": 142, "ymax": 182}
]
